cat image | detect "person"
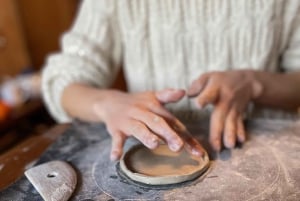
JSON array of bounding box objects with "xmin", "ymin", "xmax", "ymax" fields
[{"xmin": 42, "ymin": 0, "xmax": 300, "ymax": 161}]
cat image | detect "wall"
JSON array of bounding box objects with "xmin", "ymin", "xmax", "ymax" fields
[
  {"xmin": 0, "ymin": 0, "xmax": 31, "ymax": 77},
  {"xmin": 17, "ymin": 0, "xmax": 79, "ymax": 69},
  {"xmin": 0, "ymin": 0, "xmax": 79, "ymax": 78}
]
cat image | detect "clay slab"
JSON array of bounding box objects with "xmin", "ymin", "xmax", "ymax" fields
[{"xmin": 120, "ymin": 144, "xmax": 210, "ymax": 185}]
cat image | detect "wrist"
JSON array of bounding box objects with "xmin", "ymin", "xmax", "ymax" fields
[{"xmin": 91, "ymin": 89, "xmax": 121, "ymax": 122}]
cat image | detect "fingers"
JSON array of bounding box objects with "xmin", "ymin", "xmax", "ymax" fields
[
  {"xmin": 169, "ymin": 119, "xmax": 204, "ymax": 157},
  {"xmin": 123, "ymin": 120, "xmax": 160, "ymax": 150},
  {"xmin": 194, "ymin": 81, "xmax": 219, "ymax": 109},
  {"xmin": 211, "ymin": 102, "xmax": 247, "ymax": 151},
  {"xmin": 148, "ymin": 101, "xmax": 176, "ymax": 121},
  {"xmin": 187, "ymin": 74, "xmax": 210, "ymax": 97},
  {"xmin": 237, "ymin": 114, "xmax": 246, "ymax": 143},
  {"xmin": 209, "ymin": 101, "xmax": 230, "ymax": 152},
  {"xmin": 223, "ymin": 109, "xmax": 237, "ymax": 149},
  {"xmin": 110, "ymin": 131, "xmax": 126, "ymax": 161},
  {"xmin": 183, "ymin": 134, "xmax": 205, "ymax": 157},
  {"xmin": 155, "ymin": 88, "xmax": 185, "ymax": 104},
  {"xmin": 211, "ymin": 106, "xmax": 246, "ymax": 151},
  {"xmin": 132, "ymin": 109, "xmax": 184, "ymax": 152},
  {"xmin": 147, "ymin": 104, "xmax": 203, "ymax": 157}
]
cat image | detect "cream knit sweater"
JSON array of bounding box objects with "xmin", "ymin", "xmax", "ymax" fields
[{"xmin": 42, "ymin": 0, "xmax": 300, "ymax": 122}]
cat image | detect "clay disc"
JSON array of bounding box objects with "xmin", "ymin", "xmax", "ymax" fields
[{"xmin": 120, "ymin": 144, "xmax": 210, "ymax": 185}]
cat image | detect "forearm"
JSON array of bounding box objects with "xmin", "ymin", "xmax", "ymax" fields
[
  {"xmin": 253, "ymin": 71, "xmax": 300, "ymax": 110},
  {"xmin": 61, "ymin": 83, "xmax": 116, "ymax": 122}
]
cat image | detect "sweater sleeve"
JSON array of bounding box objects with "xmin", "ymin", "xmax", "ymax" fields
[
  {"xmin": 42, "ymin": 0, "xmax": 122, "ymax": 123},
  {"xmin": 281, "ymin": 3, "xmax": 300, "ymax": 72}
]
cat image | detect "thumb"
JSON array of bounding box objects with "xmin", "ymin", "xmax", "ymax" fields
[
  {"xmin": 251, "ymin": 80, "xmax": 263, "ymax": 99},
  {"xmin": 155, "ymin": 88, "xmax": 185, "ymax": 104}
]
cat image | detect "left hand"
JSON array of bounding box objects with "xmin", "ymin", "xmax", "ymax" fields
[{"xmin": 187, "ymin": 70, "xmax": 263, "ymax": 151}]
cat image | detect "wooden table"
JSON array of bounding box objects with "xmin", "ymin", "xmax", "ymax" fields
[
  {"xmin": 0, "ymin": 100, "xmax": 55, "ymax": 153},
  {"xmin": 0, "ymin": 124, "xmax": 69, "ymax": 190},
  {"xmin": 0, "ymin": 119, "xmax": 299, "ymax": 201}
]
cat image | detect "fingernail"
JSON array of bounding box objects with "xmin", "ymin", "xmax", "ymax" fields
[
  {"xmin": 170, "ymin": 143, "xmax": 181, "ymax": 152},
  {"xmin": 110, "ymin": 153, "xmax": 119, "ymax": 161},
  {"xmin": 225, "ymin": 137, "xmax": 235, "ymax": 149},
  {"xmin": 192, "ymin": 148, "xmax": 203, "ymax": 157},
  {"xmin": 214, "ymin": 141, "xmax": 221, "ymax": 152},
  {"xmin": 197, "ymin": 102, "xmax": 203, "ymax": 109},
  {"xmin": 239, "ymin": 135, "xmax": 246, "ymax": 143}
]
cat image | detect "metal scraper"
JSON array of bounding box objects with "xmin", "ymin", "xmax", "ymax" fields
[{"xmin": 25, "ymin": 160, "xmax": 77, "ymax": 201}]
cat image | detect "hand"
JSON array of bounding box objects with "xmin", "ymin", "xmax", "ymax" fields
[
  {"xmin": 94, "ymin": 88, "xmax": 204, "ymax": 161},
  {"xmin": 187, "ymin": 70, "xmax": 263, "ymax": 151}
]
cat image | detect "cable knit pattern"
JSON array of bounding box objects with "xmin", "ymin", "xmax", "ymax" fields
[{"xmin": 42, "ymin": 0, "xmax": 300, "ymax": 122}]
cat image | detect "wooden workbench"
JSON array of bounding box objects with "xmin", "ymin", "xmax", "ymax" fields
[
  {"xmin": 0, "ymin": 119, "xmax": 299, "ymax": 200},
  {"xmin": 0, "ymin": 124, "xmax": 69, "ymax": 190}
]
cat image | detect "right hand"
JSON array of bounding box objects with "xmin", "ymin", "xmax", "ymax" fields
[{"xmin": 94, "ymin": 89, "xmax": 204, "ymax": 161}]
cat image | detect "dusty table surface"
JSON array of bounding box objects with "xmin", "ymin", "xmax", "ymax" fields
[{"xmin": 0, "ymin": 119, "xmax": 299, "ymax": 201}]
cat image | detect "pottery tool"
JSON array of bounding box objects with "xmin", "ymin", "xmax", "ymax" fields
[{"xmin": 25, "ymin": 160, "xmax": 77, "ymax": 201}]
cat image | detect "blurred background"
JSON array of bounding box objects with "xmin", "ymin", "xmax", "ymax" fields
[{"xmin": 0, "ymin": 0, "xmax": 80, "ymax": 153}]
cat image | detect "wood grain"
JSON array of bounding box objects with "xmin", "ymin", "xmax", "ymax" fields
[{"xmin": 0, "ymin": 124, "xmax": 69, "ymax": 191}]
